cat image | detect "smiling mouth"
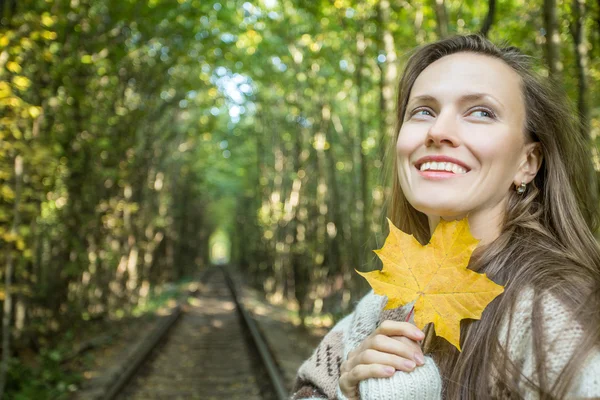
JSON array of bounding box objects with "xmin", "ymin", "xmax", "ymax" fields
[{"xmin": 416, "ymin": 161, "xmax": 468, "ymax": 174}]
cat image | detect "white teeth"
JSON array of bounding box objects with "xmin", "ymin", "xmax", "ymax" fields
[{"xmin": 419, "ymin": 161, "xmax": 467, "ymax": 174}]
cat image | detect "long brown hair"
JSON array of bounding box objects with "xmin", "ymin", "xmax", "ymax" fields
[{"xmin": 387, "ymin": 35, "xmax": 600, "ymax": 398}]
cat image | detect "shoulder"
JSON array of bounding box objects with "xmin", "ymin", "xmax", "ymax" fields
[
  {"xmin": 498, "ymin": 288, "xmax": 580, "ymax": 373},
  {"xmin": 501, "ymin": 287, "xmax": 588, "ymax": 351},
  {"xmin": 352, "ymin": 290, "xmax": 386, "ymax": 314},
  {"xmin": 350, "ymin": 290, "xmax": 414, "ymax": 324},
  {"xmin": 346, "ymin": 290, "xmax": 414, "ymax": 335},
  {"xmin": 497, "ymin": 287, "xmax": 600, "ymax": 397}
]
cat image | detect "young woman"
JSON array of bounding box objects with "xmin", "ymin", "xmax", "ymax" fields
[{"xmin": 291, "ymin": 35, "xmax": 600, "ymax": 399}]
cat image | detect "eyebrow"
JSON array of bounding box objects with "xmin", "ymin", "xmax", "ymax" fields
[{"xmin": 407, "ymin": 92, "xmax": 505, "ymax": 110}]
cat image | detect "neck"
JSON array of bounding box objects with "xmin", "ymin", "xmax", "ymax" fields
[{"xmin": 427, "ymin": 202, "xmax": 505, "ymax": 246}]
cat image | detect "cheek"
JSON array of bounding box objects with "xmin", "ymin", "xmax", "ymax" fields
[
  {"xmin": 469, "ymin": 135, "xmax": 523, "ymax": 175},
  {"xmin": 469, "ymin": 139, "xmax": 498, "ymax": 161},
  {"xmin": 396, "ymin": 129, "xmax": 419, "ymax": 159}
]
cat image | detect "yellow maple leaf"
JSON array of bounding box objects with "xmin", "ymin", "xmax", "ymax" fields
[{"xmin": 357, "ymin": 218, "xmax": 504, "ymax": 351}]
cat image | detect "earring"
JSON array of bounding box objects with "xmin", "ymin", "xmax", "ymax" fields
[{"xmin": 516, "ymin": 181, "xmax": 526, "ymax": 194}]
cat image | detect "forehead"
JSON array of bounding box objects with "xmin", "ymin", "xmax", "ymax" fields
[{"xmin": 410, "ymin": 52, "xmax": 524, "ymax": 110}]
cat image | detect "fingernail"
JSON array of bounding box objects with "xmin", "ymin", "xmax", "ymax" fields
[
  {"xmin": 403, "ymin": 360, "xmax": 416, "ymax": 369},
  {"xmin": 415, "ymin": 330, "xmax": 425, "ymax": 339},
  {"xmin": 414, "ymin": 353, "xmax": 425, "ymax": 365},
  {"xmin": 384, "ymin": 366, "xmax": 395, "ymax": 375}
]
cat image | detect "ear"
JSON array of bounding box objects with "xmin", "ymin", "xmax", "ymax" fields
[{"xmin": 514, "ymin": 142, "xmax": 543, "ymax": 186}]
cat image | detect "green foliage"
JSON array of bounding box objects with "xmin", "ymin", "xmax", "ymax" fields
[
  {"xmin": 5, "ymin": 350, "xmax": 80, "ymax": 400},
  {"xmin": 197, "ymin": 0, "xmax": 600, "ymax": 318},
  {"xmin": 0, "ymin": 0, "xmax": 220, "ymax": 395},
  {"xmin": 1, "ymin": 0, "xmax": 600, "ymax": 395}
]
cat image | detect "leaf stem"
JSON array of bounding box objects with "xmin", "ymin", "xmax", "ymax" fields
[{"xmin": 404, "ymin": 305, "xmax": 415, "ymax": 322}]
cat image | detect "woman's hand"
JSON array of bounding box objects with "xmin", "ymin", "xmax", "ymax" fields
[{"xmin": 338, "ymin": 320, "xmax": 425, "ymax": 400}]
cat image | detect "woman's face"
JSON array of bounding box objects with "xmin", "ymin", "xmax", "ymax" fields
[{"xmin": 397, "ymin": 52, "xmax": 532, "ymax": 219}]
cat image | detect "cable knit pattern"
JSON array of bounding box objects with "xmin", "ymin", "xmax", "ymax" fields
[
  {"xmin": 291, "ymin": 289, "xmax": 600, "ymax": 399},
  {"xmin": 354, "ymin": 356, "xmax": 442, "ymax": 400}
]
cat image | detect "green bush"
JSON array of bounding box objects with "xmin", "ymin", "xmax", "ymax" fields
[{"xmin": 5, "ymin": 349, "xmax": 81, "ymax": 400}]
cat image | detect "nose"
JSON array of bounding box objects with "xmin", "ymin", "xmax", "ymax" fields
[{"xmin": 425, "ymin": 110, "xmax": 460, "ymax": 148}]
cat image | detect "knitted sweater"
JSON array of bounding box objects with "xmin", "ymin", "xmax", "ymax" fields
[{"xmin": 291, "ymin": 289, "xmax": 600, "ymax": 399}]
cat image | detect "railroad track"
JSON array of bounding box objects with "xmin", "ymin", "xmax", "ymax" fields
[{"xmin": 107, "ymin": 266, "xmax": 288, "ymax": 400}]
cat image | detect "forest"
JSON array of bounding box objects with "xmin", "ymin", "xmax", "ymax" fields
[{"xmin": 1, "ymin": 0, "xmax": 599, "ymax": 398}]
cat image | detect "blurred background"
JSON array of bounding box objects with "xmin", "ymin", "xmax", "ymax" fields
[{"xmin": 1, "ymin": 0, "xmax": 599, "ymax": 398}]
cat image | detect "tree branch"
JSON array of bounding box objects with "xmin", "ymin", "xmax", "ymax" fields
[{"xmin": 480, "ymin": 0, "xmax": 496, "ymax": 37}]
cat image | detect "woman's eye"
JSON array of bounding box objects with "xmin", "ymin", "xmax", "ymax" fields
[
  {"xmin": 469, "ymin": 108, "xmax": 495, "ymax": 119},
  {"xmin": 412, "ymin": 108, "xmax": 433, "ymax": 117}
]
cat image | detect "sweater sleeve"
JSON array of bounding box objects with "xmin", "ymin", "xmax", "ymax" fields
[
  {"xmin": 291, "ymin": 291, "xmax": 388, "ymax": 400},
  {"xmin": 290, "ymin": 313, "xmax": 353, "ymax": 399},
  {"xmin": 292, "ymin": 291, "xmax": 443, "ymax": 400},
  {"xmin": 493, "ymin": 288, "xmax": 600, "ymax": 399},
  {"xmin": 340, "ymin": 292, "xmax": 442, "ymax": 400},
  {"xmin": 355, "ymin": 356, "xmax": 442, "ymax": 400},
  {"xmin": 349, "ymin": 294, "xmax": 442, "ymax": 400}
]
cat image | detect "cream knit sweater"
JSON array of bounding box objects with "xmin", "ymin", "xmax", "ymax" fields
[{"xmin": 291, "ymin": 289, "xmax": 600, "ymax": 399}]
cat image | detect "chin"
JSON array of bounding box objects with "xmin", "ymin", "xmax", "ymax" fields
[{"xmin": 409, "ymin": 199, "xmax": 469, "ymax": 219}]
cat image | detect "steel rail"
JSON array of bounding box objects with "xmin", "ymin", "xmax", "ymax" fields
[
  {"xmin": 221, "ymin": 266, "xmax": 289, "ymax": 400},
  {"xmin": 102, "ymin": 269, "xmax": 214, "ymax": 400},
  {"xmin": 104, "ymin": 266, "xmax": 287, "ymax": 400}
]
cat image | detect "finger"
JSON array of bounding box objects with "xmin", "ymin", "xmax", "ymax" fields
[
  {"xmin": 340, "ymin": 364, "xmax": 394, "ymax": 400},
  {"xmin": 392, "ymin": 336, "xmax": 425, "ymax": 365},
  {"xmin": 341, "ymin": 349, "xmax": 363, "ymax": 372},
  {"xmin": 370, "ymin": 334, "xmax": 425, "ymax": 365},
  {"xmin": 338, "ymin": 372, "xmax": 359, "ymax": 400},
  {"xmin": 389, "ymin": 336, "xmax": 423, "ymax": 353},
  {"xmin": 347, "ymin": 363, "xmax": 396, "ymax": 385},
  {"xmin": 340, "ymin": 358, "xmax": 354, "ymax": 374},
  {"xmin": 356, "ymin": 348, "xmax": 418, "ymax": 372},
  {"xmin": 376, "ymin": 320, "xmax": 425, "ymax": 342}
]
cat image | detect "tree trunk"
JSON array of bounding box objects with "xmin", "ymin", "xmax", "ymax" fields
[
  {"xmin": 319, "ymin": 108, "xmax": 341, "ymax": 273},
  {"xmin": 570, "ymin": 0, "xmax": 589, "ymax": 139},
  {"xmin": 569, "ymin": 0, "xmax": 597, "ymax": 214},
  {"xmin": 355, "ymin": 32, "xmax": 369, "ymax": 270},
  {"xmin": 377, "ymin": 0, "xmax": 398, "ymax": 162},
  {"xmin": 543, "ymin": 0, "xmax": 562, "ymax": 80},
  {"xmin": 480, "ymin": 0, "xmax": 496, "ymax": 37},
  {"xmin": 0, "ymin": 0, "xmax": 17, "ymax": 28},
  {"xmin": 0, "ymin": 155, "xmax": 23, "ymax": 399},
  {"xmin": 325, "ymin": 112, "xmax": 346, "ymax": 294},
  {"xmin": 290, "ymin": 103, "xmax": 306, "ymax": 319},
  {"xmin": 432, "ymin": 0, "xmax": 450, "ymax": 39},
  {"xmin": 596, "ymin": 0, "xmax": 600, "ymax": 54}
]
